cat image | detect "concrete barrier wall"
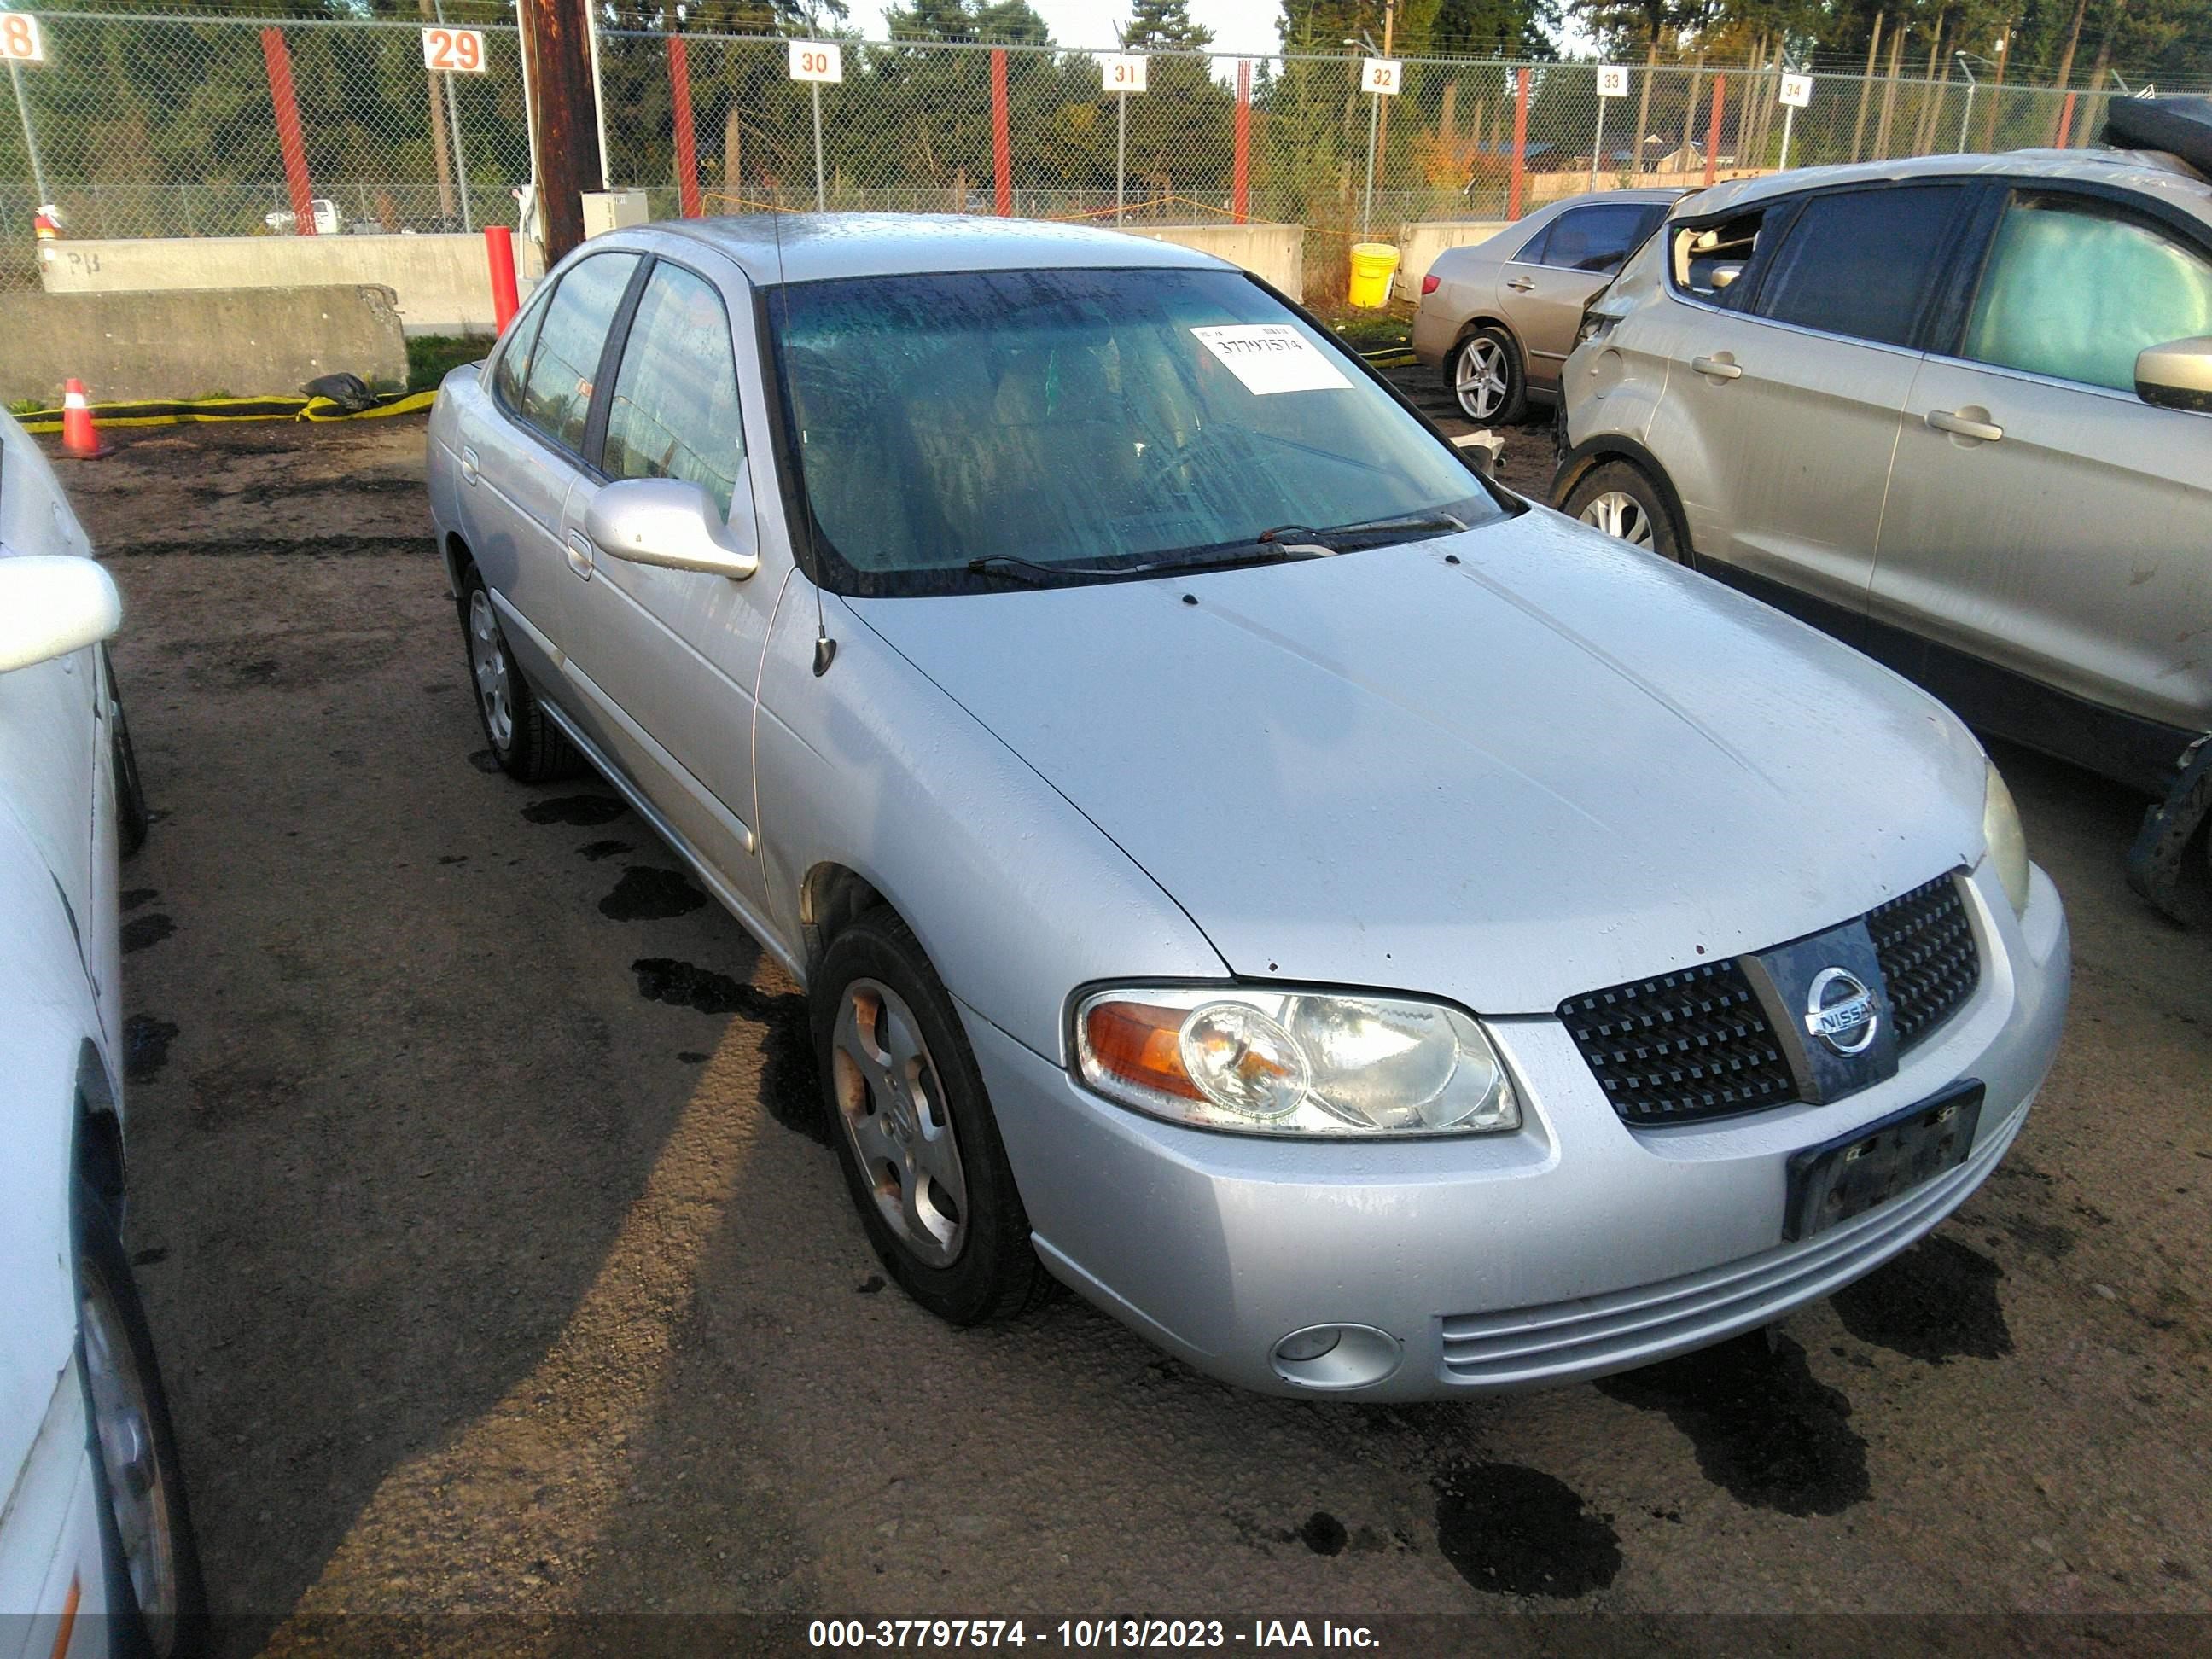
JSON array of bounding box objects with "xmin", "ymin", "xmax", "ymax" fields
[
  {"xmin": 37, "ymin": 233, "xmax": 545, "ymax": 336},
  {"xmin": 1392, "ymin": 221, "xmax": 1511, "ymax": 303},
  {"xmin": 1105, "ymin": 222, "xmax": 1302, "ymax": 295},
  {"xmin": 0, "ymin": 285, "xmax": 408, "ymax": 405}
]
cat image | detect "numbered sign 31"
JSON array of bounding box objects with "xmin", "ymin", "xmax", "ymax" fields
[
  {"xmin": 1102, "ymin": 53, "xmax": 1147, "ymax": 95},
  {"xmin": 1, "ymin": 12, "xmax": 46, "ymax": 63},
  {"xmin": 789, "ymin": 40, "xmax": 843, "ymax": 84},
  {"xmin": 1360, "ymin": 57, "xmax": 1401, "ymax": 96},
  {"xmin": 1779, "ymin": 73, "xmax": 1813, "ymax": 108},
  {"xmin": 421, "ymin": 26, "xmax": 486, "ymax": 73},
  {"xmin": 1596, "ymin": 64, "xmax": 1630, "ymax": 98}
]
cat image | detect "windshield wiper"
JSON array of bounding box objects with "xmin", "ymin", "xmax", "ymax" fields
[
  {"xmin": 968, "ymin": 541, "xmax": 1311, "ymax": 586},
  {"xmin": 1306, "ymin": 511, "xmax": 1468, "ymax": 548}
]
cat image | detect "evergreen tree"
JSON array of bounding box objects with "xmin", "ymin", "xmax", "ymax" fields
[{"xmin": 1125, "ymin": 0, "xmax": 1216, "ymax": 49}]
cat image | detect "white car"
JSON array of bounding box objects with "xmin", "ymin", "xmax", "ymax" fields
[{"xmin": 0, "ymin": 413, "xmax": 202, "ymax": 1656}]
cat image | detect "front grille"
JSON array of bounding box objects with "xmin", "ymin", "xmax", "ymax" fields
[
  {"xmin": 1866, "ymin": 872, "xmax": 1980, "ymax": 1052},
  {"xmin": 1557, "ymin": 959, "xmax": 1796, "ymax": 1126}
]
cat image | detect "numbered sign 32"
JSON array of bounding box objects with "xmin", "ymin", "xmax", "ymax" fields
[
  {"xmin": 789, "ymin": 40, "xmax": 843, "ymax": 84},
  {"xmin": 1596, "ymin": 64, "xmax": 1629, "ymax": 98},
  {"xmin": 1, "ymin": 12, "xmax": 46, "ymax": 63},
  {"xmin": 1101, "ymin": 53, "xmax": 1147, "ymax": 95},
  {"xmin": 421, "ymin": 26, "xmax": 485, "ymax": 73},
  {"xmin": 1360, "ymin": 57, "xmax": 1401, "ymax": 96},
  {"xmin": 1779, "ymin": 73, "xmax": 1813, "ymax": 108}
]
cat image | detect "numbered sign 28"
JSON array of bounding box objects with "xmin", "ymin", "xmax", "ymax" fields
[
  {"xmin": 1596, "ymin": 64, "xmax": 1629, "ymax": 98},
  {"xmin": 1101, "ymin": 53, "xmax": 1147, "ymax": 95},
  {"xmin": 421, "ymin": 26, "xmax": 486, "ymax": 73},
  {"xmin": 1778, "ymin": 73, "xmax": 1813, "ymax": 108},
  {"xmin": 0, "ymin": 12, "xmax": 46, "ymax": 63},
  {"xmin": 1361, "ymin": 57, "xmax": 1401, "ymax": 96},
  {"xmin": 789, "ymin": 40, "xmax": 843, "ymax": 84}
]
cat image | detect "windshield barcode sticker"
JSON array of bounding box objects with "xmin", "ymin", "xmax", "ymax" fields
[{"xmin": 1190, "ymin": 324, "xmax": 1352, "ymax": 396}]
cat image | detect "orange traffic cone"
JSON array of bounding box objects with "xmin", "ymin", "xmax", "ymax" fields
[{"xmin": 59, "ymin": 379, "xmax": 108, "ymax": 459}]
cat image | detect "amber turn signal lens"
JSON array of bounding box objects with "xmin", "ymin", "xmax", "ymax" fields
[{"xmin": 1082, "ymin": 999, "xmax": 1202, "ymax": 1101}]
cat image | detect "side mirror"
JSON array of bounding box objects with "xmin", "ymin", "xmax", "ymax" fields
[
  {"xmin": 0, "ymin": 556, "xmax": 122, "ymax": 675},
  {"xmin": 585, "ymin": 477, "xmax": 759, "ymax": 580},
  {"xmin": 2135, "ymin": 336, "xmax": 2212, "ymax": 413}
]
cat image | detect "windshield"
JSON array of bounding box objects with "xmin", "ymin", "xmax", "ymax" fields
[{"xmin": 769, "ymin": 266, "xmax": 1503, "ymax": 595}]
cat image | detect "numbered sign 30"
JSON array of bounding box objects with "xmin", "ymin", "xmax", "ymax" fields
[
  {"xmin": 1779, "ymin": 73, "xmax": 1813, "ymax": 108},
  {"xmin": 421, "ymin": 26, "xmax": 486, "ymax": 73},
  {"xmin": 789, "ymin": 40, "xmax": 843, "ymax": 84},
  {"xmin": 1, "ymin": 12, "xmax": 46, "ymax": 63},
  {"xmin": 1102, "ymin": 53, "xmax": 1147, "ymax": 95},
  {"xmin": 1596, "ymin": 64, "xmax": 1630, "ymax": 98},
  {"xmin": 1360, "ymin": 57, "xmax": 1401, "ymax": 96}
]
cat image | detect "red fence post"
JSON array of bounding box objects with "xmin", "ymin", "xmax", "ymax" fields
[
  {"xmin": 992, "ymin": 49, "xmax": 1011, "ymax": 216},
  {"xmin": 1506, "ymin": 67, "xmax": 1531, "ymax": 220},
  {"xmin": 1704, "ymin": 74, "xmax": 1726, "ymax": 184},
  {"xmin": 1232, "ymin": 60, "xmax": 1251, "ymax": 224},
  {"xmin": 668, "ymin": 36, "xmax": 701, "ymax": 217},
  {"xmin": 485, "ymin": 225, "xmax": 520, "ymax": 332},
  {"xmin": 260, "ymin": 27, "xmax": 317, "ymax": 235},
  {"xmin": 2056, "ymin": 90, "xmax": 2078, "ymax": 148}
]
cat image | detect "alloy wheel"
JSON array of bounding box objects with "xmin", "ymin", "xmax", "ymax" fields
[
  {"xmin": 1578, "ymin": 489, "xmax": 1656, "ymax": 549},
  {"xmin": 468, "ymin": 588, "xmax": 514, "ymax": 751},
  {"xmin": 830, "ymin": 977, "xmax": 969, "ymax": 1268},
  {"xmin": 81, "ymin": 1266, "xmax": 179, "ymax": 1645},
  {"xmin": 1454, "ymin": 337, "xmax": 1509, "ymax": 421}
]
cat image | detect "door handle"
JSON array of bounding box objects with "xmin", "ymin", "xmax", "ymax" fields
[
  {"xmin": 1691, "ymin": 355, "xmax": 1743, "ymax": 381},
  {"xmin": 1927, "ymin": 408, "xmax": 2003, "ymax": 443},
  {"xmin": 565, "ymin": 531, "xmax": 595, "ymax": 581},
  {"xmin": 1506, "ymin": 276, "xmax": 1535, "ymax": 292},
  {"xmin": 459, "ymin": 445, "xmax": 480, "ymax": 486}
]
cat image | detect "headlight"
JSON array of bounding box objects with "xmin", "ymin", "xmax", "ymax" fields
[
  {"xmin": 1074, "ymin": 986, "xmax": 1521, "ymax": 1137},
  {"xmin": 1983, "ymin": 760, "xmax": 2031, "ymax": 917}
]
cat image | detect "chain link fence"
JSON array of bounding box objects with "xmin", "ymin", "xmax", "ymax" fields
[{"xmin": 0, "ymin": 10, "xmax": 2165, "ymax": 297}]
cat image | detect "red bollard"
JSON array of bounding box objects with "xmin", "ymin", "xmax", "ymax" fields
[{"xmin": 486, "ymin": 225, "xmax": 520, "ymax": 334}]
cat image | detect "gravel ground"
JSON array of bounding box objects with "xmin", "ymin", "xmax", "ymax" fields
[{"xmin": 50, "ymin": 412, "xmax": 2212, "ymax": 1654}]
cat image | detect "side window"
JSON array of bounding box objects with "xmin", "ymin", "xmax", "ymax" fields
[
  {"xmin": 516, "ymin": 252, "xmax": 640, "ymax": 453},
  {"xmin": 490, "ymin": 287, "xmax": 550, "ymax": 410},
  {"xmin": 1511, "ymin": 219, "xmax": 1553, "ymax": 265},
  {"xmin": 1961, "ymin": 193, "xmax": 2212, "ymax": 393},
  {"xmin": 1752, "ymin": 183, "xmax": 1965, "ymax": 347},
  {"xmin": 1669, "ymin": 208, "xmax": 1768, "ymax": 307},
  {"xmin": 602, "ymin": 263, "xmax": 747, "ymax": 519},
  {"xmin": 1539, "ymin": 203, "xmax": 1660, "ymax": 275}
]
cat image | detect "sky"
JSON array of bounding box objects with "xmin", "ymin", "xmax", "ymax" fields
[{"xmin": 839, "ymin": 1, "xmax": 1293, "ymax": 56}]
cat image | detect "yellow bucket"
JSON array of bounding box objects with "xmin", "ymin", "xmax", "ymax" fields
[{"xmin": 1347, "ymin": 242, "xmax": 1400, "ymax": 308}]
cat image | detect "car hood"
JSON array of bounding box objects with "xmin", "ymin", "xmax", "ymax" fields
[{"xmin": 849, "ymin": 509, "xmax": 1987, "ymax": 1014}]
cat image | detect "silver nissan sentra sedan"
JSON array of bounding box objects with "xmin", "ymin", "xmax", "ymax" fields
[{"xmin": 427, "ymin": 214, "xmax": 2069, "ymax": 1400}]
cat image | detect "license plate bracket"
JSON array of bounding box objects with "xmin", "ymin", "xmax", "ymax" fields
[{"xmin": 1783, "ymin": 1082, "xmax": 1984, "ymax": 1242}]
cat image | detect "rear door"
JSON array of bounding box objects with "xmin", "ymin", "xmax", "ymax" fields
[
  {"xmin": 1501, "ymin": 201, "xmax": 1668, "ymax": 390},
  {"xmin": 1872, "ymin": 184, "xmax": 2212, "ymax": 776}
]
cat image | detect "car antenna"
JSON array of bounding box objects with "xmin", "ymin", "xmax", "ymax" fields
[{"xmin": 767, "ymin": 202, "xmax": 835, "ymax": 675}]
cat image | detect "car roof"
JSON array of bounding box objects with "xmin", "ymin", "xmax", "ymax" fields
[
  {"xmin": 632, "ymin": 212, "xmax": 1232, "ymax": 286},
  {"xmin": 1528, "ymin": 188, "xmax": 1689, "ymax": 215},
  {"xmin": 1677, "ymin": 147, "xmax": 2212, "ymax": 225}
]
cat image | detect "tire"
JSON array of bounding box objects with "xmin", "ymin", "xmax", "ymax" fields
[
  {"xmin": 457, "ymin": 564, "xmax": 578, "ymax": 782},
  {"xmin": 75, "ymin": 1179, "xmax": 208, "ymax": 1659},
  {"xmin": 103, "ymin": 645, "xmax": 150, "ymax": 859},
  {"xmin": 1449, "ymin": 325, "xmax": 1527, "ymax": 425},
  {"xmin": 812, "ymin": 907, "xmax": 1047, "ymax": 1325},
  {"xmin": 1562, "ymin": 458, "xmax": 1685, "ymax": 563}
]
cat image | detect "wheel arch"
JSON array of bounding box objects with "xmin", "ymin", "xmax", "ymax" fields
[
  {"xmin": 1550, "ymin": 434, "xmax": 1697, "ymax": 565},
  {"xmin": 1447, "ymin": 313, "xmax": 1528, "ymax": 379},
  {"xmin": 441, "ymin": 530, "xmax": 473, "ymax": 602}
]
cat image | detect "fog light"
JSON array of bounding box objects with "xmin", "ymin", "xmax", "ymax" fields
[
  {"xmin": 1274, "ymin": 1328, "xmax": 1342, "ymax": 1363},
  {"xmin": 1270, "ymin": 1324, "xmax": 1402, "ymax": 1390}
]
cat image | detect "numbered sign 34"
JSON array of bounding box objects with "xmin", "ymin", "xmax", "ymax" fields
[
  {"xmin": 421, "ymin": 26, "xmax": 486, "ymax": 73},
  {"xmin": 1360, "ymin": 57, "xmax": 1401, "ymax": 96},
  {"xmin": 1596, "ymin": 64, "xmax": 1629, "ymax": 98},
  {"xmin": 1102, "ymin": 53, "xmax": 1147, "ymax": 95},
  {"xmin": 789, "ymin": 40, "xmax": 842, "ymax": 84},
  {"xmin": 1779, "ymin": 73, "xmax": 1814, "ymax": 108},
  {"xmin": 1, "ymin": 12, "xmax": 45, "ymax": 63}
]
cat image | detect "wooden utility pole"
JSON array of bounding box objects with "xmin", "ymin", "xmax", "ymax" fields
[
  {"xmin": 1850, "ymin": 13, "xmax": 1884, "ymax": 161},
  {"xmin": 419, "ymin": 0, "xmax": 457, "ymax": 222},
  {"xmin": 1632, "ymin": 35, "xmax": 1657, "ymax": 176},
  {"xmin": 1981, "ymin": 20, "xmax": 2012, "ymax": 149},
  {"xmin": 1872, "ymin": 22, "xmax": 1906, "ymax": 159},
  {"xmin": 519, "ymin": 0, "xmax": 602, "ymax": 263}
]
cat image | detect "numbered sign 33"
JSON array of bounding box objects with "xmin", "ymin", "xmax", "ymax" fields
[
  {"xmin": 1360, "ymin": 57, "xmax": 1401, "ymax": 96},
  {"xmin": 421, "ymin": 26, "xmax": 486, "ymax": 73},
  {"xmin": 1, "ymin": 12, "xmax": 45, "ymax": 63},
  {"xmin": 789, "ymin": 40, "xmax": 843, "ymax": 84},
  {"xmin": 1102, "ymin": 53, "xmax": 1147, "ymax": 95},
  {"xmin": 1778, "ymin": 73, "xmax": 1813, "ymax": 108},
  {"xmin": 1596, "ymin": 64, "xmax": 1629, "ymax": 98}
]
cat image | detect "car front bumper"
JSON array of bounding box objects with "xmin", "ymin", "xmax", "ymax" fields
[{"xmin": 967, "ymin": 859, "xmax": 2069, "ymax": 1400}]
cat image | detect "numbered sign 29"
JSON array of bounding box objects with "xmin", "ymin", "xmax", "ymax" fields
[
  {"xmin": 1596, "ymin": 64, "xmax": 1630, "ymax": 98},
  {"xmin": 1360, "ymin": 57, "xmax": 1401, "ymax": 96},
  {"xmin": 421, "ymin": 26, "xmax": 486, "ymax": 73},
  {"xmin": 1101, "ymin": 53, "xmax": 1147, "ymax": 95},
  {"xmin": 789, "ymin": 40, "xmax": 842, "ymax": 84},
  {"xmin": 1, "ymin": 12, "xmax": 45, "ymax": 63},
  {"xmin": 1778, "ymin": 73, "xmax": 1813, "ymax": 108}
]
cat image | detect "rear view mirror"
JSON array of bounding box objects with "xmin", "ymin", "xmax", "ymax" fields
[
  {"xmin": 585, "ymin": 478, "xmax": 759, "ymax": 580},
  {"xmin": 0, "ymin": 556, "xmax": 122, "ymax": 674},
  {"xmin": 2135, "ymin": 336, "xmax": 2212, "ymax": 413}
]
